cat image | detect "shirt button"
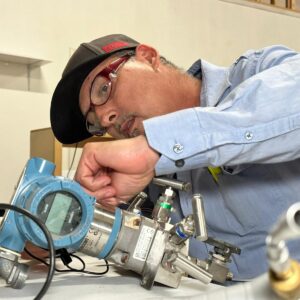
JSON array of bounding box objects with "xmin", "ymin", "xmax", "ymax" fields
[
  {"xmin": 173, "ymin": 143, "xmax": 184, "ymax": 154},
  {"xmin": 245, "ymin": 131, "xmax": 253, "ymax": 140},
  {"xmin": 175, "ymin": 159, "xmax": 185, "ymax": 168}
]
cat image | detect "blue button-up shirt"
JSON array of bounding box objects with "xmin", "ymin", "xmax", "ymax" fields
[{"xmin": 143, "ymin": 45, "xmax": 300, "ymax": 281}]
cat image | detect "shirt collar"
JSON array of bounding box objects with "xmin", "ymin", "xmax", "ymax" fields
[{"xmin": 188, "ymin": 59, "xmax": 231, "ymax": 107}]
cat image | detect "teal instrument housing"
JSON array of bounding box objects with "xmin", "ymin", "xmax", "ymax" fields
[
  {"xmin": 98, "ymin": 207, "xmax": 122, "ymax": 259},
  {"xmin": 0, "ymin": 157, "xmax": 96, "ymax": 252}
]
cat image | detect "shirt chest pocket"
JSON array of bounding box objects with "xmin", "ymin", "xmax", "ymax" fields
[{"xmin": 217, "ymin": 164, "xmax": 297, "ymax": 236}]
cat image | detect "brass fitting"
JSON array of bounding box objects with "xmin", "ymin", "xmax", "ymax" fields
[{"xmin": 269, "ymin": 259, "xmax": 300, "ymax": 300}]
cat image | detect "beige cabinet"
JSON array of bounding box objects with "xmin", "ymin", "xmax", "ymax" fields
[{"xmin": 30, "ymin": 127, "xmax": 113, "ymax": 176}]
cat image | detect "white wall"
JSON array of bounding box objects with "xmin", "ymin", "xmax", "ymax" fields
[{"xmin": 0, "ymin": 0, "xmax": 300, "ymax": 203}]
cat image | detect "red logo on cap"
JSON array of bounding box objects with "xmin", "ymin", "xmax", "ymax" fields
[{"xmin": 101, "ymin": 41, "xmax": 129, "ymax": 53}]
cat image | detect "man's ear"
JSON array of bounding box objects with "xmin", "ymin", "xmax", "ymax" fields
[{"xmin": 135, "ymin": 44, "xmax": 160, "ymax": 70}]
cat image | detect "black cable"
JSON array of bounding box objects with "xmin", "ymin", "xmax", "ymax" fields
[
  {"xmin": 24, "ymin": 248, "xmax": 72, "ymax": 273},
  {"xmin": 66, "ymin": 143, "xmax": 78, "ymax": 178},
  {"xmin": 24, "ymin": 247, "xmax": 110, "ymax": 275},
  {"xmin": 0, "ymin": 203, "xmax": 55, "ymax": 300},
  {"xmin": 67, "ymin": 253, "xmax": 109, "ymax": 275}
]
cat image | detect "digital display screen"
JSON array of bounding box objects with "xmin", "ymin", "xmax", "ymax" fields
[{"xmin": 45, "ymin": 193, "xmax": 72, "ymax": 235}]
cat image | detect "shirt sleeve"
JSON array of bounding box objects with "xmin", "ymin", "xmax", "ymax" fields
[{"xmin": 143, "ymin": 47, "xmax": 300, "ymax": 176}]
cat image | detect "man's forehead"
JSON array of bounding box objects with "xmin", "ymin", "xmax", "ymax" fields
[
  {"xmin": 95, "ymin": 53, "xmax": 126, "ymax": 72},
  {"xmin": 84, "ymin": 55, "xmax": 115, "ymax": 83}
]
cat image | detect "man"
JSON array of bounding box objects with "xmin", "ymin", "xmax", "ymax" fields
[{"xmin": 51, "ymin": 34, "xmax": 300, "ymax": 283}]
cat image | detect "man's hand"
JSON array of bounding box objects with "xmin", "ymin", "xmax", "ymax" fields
[{"xmin": 75, "ymin": 135, "xmax": 159, "ymax": 208}]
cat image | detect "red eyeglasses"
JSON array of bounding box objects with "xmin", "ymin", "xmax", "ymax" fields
[{"xmin": 85, "ymin": 54, "xmax": 131, "ymax": 136}]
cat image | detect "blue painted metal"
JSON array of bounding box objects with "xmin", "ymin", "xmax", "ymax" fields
[
  {"xmin": 98, "ymin": 208, "xmax": 122, "ymax": 259},
  {"xmin": 0, "ymin": 157, "xmax": 95, "ymax": 252}
]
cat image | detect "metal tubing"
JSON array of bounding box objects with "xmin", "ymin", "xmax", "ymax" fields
[
  {"xmin": 152, "ymin": 177, "xmax": 191, "ymax": 192},
  {"xmin": 266, "ymin": 202, "xmax": 300, "ymax": 274},
  {"xmin": 0, "ymin": 253, "xmax": 28, "ymax": 289},
  {"xmin": 192, "ymin": 194, "xmax": 208, "ymax": 241},
  {"xmin": 174, "ymin": 253, "xmax": 212, "ymax": 284},
  {"xmin": 127, "ymin": 192, "xmax": 147, "ymax": 213}
]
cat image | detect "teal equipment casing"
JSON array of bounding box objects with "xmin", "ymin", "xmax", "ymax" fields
[{"xmin": 0, "ymin": 157, "xmax": 96, "ymax": 252}]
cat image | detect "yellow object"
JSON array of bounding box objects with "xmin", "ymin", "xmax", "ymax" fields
[
  {"xmin": 207, "ymin": 166, "xmax": 222, "ymax": 183},
  {"xmin": 269, "ymin": 260, "xmax": 300, "ymax": 300}
]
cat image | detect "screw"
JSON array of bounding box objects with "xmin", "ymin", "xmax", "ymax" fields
[{"xmin": 121, "ymin": 253, "xmax": 129, "ymax": 264}]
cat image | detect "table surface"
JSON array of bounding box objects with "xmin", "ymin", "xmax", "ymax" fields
[
  {"xmin": 0, "ymin": 255, "xmax": 281, "ymax": 300},
  {"xmin": 0, "ymin": 255, "xmax": 223, "ymax": 300}
]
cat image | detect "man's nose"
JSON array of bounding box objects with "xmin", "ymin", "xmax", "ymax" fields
[{"xmin": 95, "ymin": 107, "xmax": 118, "ymax": 127}]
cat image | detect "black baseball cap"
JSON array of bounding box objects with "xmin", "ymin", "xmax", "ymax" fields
[{"xmin": 50, "ymin": 34, "xmax": 139, "ymax": 144}]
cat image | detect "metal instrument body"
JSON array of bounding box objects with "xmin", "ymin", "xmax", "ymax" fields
[
  {"xmin": 0, "ymin": 158, "xmax": 240, "ymax": 290},
  {"xmin": 79, "ymin": 188, "xmax": 212, "ymax": 289}
]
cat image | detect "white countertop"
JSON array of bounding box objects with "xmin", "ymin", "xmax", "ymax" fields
[
  {"xmin": 0, "ymin": 255, "xmax": 222, "ymax": 300},
  {"xmin": 0, "ymin": 254, "xmax": 282, "ymax": 300}
]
